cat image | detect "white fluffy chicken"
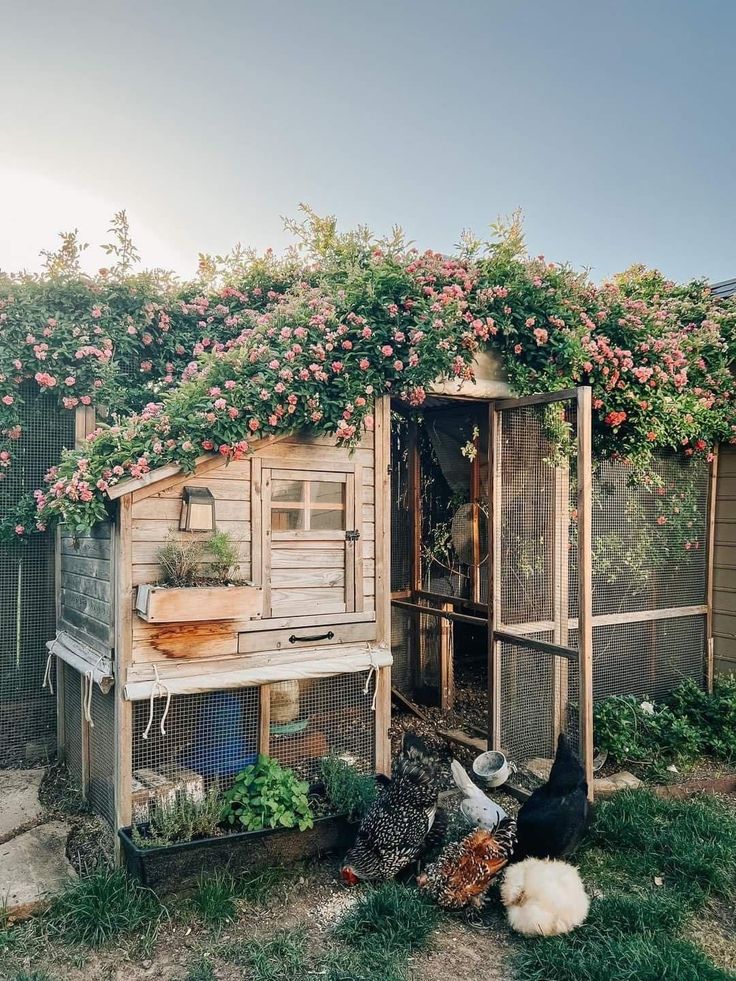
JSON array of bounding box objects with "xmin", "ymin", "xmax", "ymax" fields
[
  {"xmin": 450, "ymin": 759, "xmax": 507, "ymax": 829},
  {"xmin": 500, "ymin": 858, "xmax": 589, "ymax": 936}
]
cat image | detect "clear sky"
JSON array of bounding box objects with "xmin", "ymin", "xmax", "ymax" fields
[{"xmin": 1, "ymin": 0, "xmax": 734, "ymax": 283}]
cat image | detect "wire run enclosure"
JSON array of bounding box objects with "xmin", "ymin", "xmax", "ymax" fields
[
  {"xmin": 52, "ymin": 399, "xmax": 393, "ymax": 834},
  {"xmin": 389, "ymin": 386, "xmax": 714, "ymax": 799}
]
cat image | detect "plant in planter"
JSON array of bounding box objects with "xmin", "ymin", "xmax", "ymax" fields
[
  {"xmin": 135, "ymin": 530, "xmax": 262, "ymax": 623},
  {"xmin": 131, "ymin": 784, "xmax": 225, "ymax": 849},
  {"xmin": 319, "ymin": 756, "xmax": 377, "ymax": 822},
  {"xmin": 223, "ymin": 755, "xmax": 314, "ymax": 833}
]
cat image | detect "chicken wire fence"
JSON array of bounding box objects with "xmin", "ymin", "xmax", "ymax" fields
[
  {"xmin": 0, "ymin": 392, "xmax": 76, "ymax": 768},
  {"xmin": 61, "ymin": 662, "xmax": 83, "ymax": 791},
  {"xmin": 125, "ymin": 673, "xmax": 376, "ymax": 826},
  {"xmin": 496, "ymin": 397, "xmax": 710, "ymax": 769}
]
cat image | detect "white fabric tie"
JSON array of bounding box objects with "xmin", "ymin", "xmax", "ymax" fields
[
  {"xmin": 142, "ymin": 664, "xmax": 172, "ymax": 741},
  {"xmin": 363, "ymin": 648, "xmax": 381, "ymax": 712},
  {"xmin": 42, "ymin": 651, "xmax": 55, "ymax": 696}
]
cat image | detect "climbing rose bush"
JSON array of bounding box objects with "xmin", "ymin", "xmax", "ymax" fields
[{"xmin": 0, "ymin": 212, "xmax": 734, "ymax": 540}]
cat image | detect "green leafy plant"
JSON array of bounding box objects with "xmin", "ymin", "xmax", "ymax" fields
[
  {"xmin": 207, "ymin": 530, "xmax": 241, "ymax": 584},
  {"xmin": 132, "ymin": 785, "xmax": 225, "ymax": 848},
  {"xmin": 222, "ymin": 755, "xmax": 314, "ymax": 832},
  {"xmin": 667, "ymin": 676, "xmax": 736, "ymax": 762},
  {"xmin": 319, "ymin": 756, "xmax": 377, "ymax": 821}
]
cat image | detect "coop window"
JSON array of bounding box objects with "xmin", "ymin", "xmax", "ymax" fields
[{"xmin": 271, "ymin": 477, "xmax": 346, "ymax": 534}]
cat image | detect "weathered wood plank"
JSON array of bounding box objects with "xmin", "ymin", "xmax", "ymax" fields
[
  {"xmin": 132, "ymin": 498, "xmax": 249, "ymax": 522},
  {"xmin": 60, "ymin": 536, "xmax": 112, "ymax": 560},
  {"xmin": 61, "ymin": 588, "xmax": 112, "ymax": 626},
  {"xmin": 271, "ymin": 548, "xmax": 345, "ymax": 568},
  {"xmin": 60, "ymin": 553, "xmax": 112, "ymax": 582},
  {"xmin": 237, "ymin": 619, "xmax": 377, "ymax": 654},
  {"xmin": 61, "ymin": 572, "xmax": 112, "ymax": 604},
  {"xmin": 271, "ymin": 567, "xmax": 346, "ymax": 588}
]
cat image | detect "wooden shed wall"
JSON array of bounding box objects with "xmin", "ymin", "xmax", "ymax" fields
[
  {"xmin": 128, "ymin": 430, "xmax": 376, "ymax": 671},
  {"xmin": 59, "ymin": 520, "xmax": 114, "ymax": 654},
  {"xmin": 714, "ymin": 444, "xmax": 736, "ymax": 674}
]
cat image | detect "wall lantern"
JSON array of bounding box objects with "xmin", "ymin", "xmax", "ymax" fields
[{"xmin": 180, "ymin": 486, "xmax": 216, "ymax": 532}]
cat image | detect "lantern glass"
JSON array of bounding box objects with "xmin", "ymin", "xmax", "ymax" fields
[{"xmin": 180, "ymin": 486, "xmax": 216, "ymax": 532}]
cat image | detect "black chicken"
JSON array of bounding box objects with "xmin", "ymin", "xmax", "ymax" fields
[
  {"xmin": 340, "ymin": 733, "xmax": 444, "ymax": 885},
  {"xmin": 514, "ymin": 732, "xmax": 589, "ymax": 862}
]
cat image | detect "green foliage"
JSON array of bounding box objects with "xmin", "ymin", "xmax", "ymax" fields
[
  {"xmin": 333, "ymin": 882, "xmax": 438, "ymax": 955},
  {"xmin": 2, "ymin": 208, "xmax": 734, "ymax": 542},
  {"xmin": 594, "ymin": 679, "xmax": 736, "ymax": 773},
  {"xmin": 514, "ymin": 934, "xmax": 733, "ymax": 981},
  {"xmin": 222, "ymin": 755, "xmax": 314, "ymax": 832},
  {"xmin": 220, "ymin": 927, "xmax": 310, "ymax": 981},
  {"xmin": 190, "ymin": 869, "xmax": 238, "ymax": 925},
  {"xmin": 182, "ymin": 957, "xmax": 217, "ymax": 981},
  {"xmin": 667, "ymin": 676, "xmax": 736, "ymax": 762},
  {"xmin": 156, "ymin": 531, "xmax": 241, "ymax": 587},
  {"xmin": 46, "ymin": 868, "xmax": 163, "ymax": 946},
  {"xmin": 132, "ymin": 785, "xmax": 225, "ymax": 847},
  {"xmin": 319, "ymin": 756, "xmax": 377, "ymax": 821},
  {"xmin": 206, "ymin": 530, "xmax": 241, "ymax": 584},
  {"xmin": 157, "ymin": 533, "xmax": 206, "ymax": 588}
]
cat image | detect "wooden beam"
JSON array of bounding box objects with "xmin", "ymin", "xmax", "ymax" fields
[
  {"xmin": 494, "ymin": 630, "xmax": 577, "ymax": 661},
  {"xmin": 374, "ymin": 397, "xmax": 391, "ymax": 649},
  {"xmin": 414, "ymin": 589, "xmax": 486, "ymax": 612},
  {"xmin": 113, "ymin": 497, "xmax": 133, "ymax": 850},
  {"xmin": 439, "ymin": 601, "xmax": 454, "ymax": 711},
  {"xmin": 488, "ymin": 403, "xmax": 502, "ymax": 750},
  {"xmin": 409, "ymin": 422, "xmax": 422, "ymax": 593},
  {"xmin": 706, "ymin": 446, "xmax": 719, "ymax": 692},
  {"xmin": 391, "ymin": 599, "xmax": 486, "ymax": 627},
  {"xmin": 493, "ymin": 389, "xmax": 579, "ymax": 411},
  {"xmin": 576, "ymin": 386, "xmax": 594, "ymax": 801},
  {"xmin": 259, "ymin": 684, "xmax": 271, "ymax": 757},
  {"xmin": 391, "ymin": 687, "xmax": 432, "ymax": 724},
  {"xmin": 374, "ymin": 666, "xmax": 392, "ymax": 776},
  {"xmin": 470, "ymin": 441, "xmax": 481, "ymax": 604},
  {"xmin": 552, "ymin": 463, "xmax": 571, "ymax": 741}
]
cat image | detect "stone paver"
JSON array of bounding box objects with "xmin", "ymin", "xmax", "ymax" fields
[
  {"xmin": 0, "ymin": 820, "xmax": 76, "ymax": 921},
  {"xmin": 0, "ymin": 768, "xmax": 44, "ymax": 842}
]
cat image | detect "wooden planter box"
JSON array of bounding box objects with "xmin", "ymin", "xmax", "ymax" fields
[
  {"xmin": 118, "ymin": 814, "xmax": 355, "ymax": 888},
  {"xmin": 135, "ymin": 583, "xmax": 262, "ymax": 624}
]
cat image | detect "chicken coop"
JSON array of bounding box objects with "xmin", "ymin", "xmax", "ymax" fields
[
  {"xmin": 48, "ymin": 356, "xmax": 718, "ymax": 832},
  {"xmin": 50, "ymin": 407, "xmax": 393, "ymax": 833}
]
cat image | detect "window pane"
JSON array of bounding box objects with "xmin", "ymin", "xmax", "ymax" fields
[
  {"xmin": 312, "ymin": 481, "xmax": 344, "ymax": 505},
  {"xmin": 271, "ymin": 508, "xmax": 304, "ymax": 531},
  {"xmin": 310, "ymin": 508, "xmax": 345, "ymax": 531},
  {"xmin": 272, "ymin": 479, "xmax": 305, "ymax": 503}
]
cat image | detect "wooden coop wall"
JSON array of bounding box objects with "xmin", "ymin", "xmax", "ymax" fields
[
  {"xmin": 714, "ymin": 444, "xmax": 736, "ymax": 676},
  {"xmin": 127, "ymin": 430, "xmax": 377, "ymax": 675}
]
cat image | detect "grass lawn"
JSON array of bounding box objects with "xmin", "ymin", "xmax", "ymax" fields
[{"xmin": 1, "ymin": 789, "xmax": 735, "ymax": 981}]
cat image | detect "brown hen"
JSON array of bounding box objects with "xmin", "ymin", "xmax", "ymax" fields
[{"xmin": 416, "ymin": 819, "xmax": 517, "ymax": 910}]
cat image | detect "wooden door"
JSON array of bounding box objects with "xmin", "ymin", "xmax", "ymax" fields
[{"xmin": 260, "ymin": 461, "xmax": 363, "ymax": 618}]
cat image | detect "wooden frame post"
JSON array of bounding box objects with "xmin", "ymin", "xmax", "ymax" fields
[
  {"xmin": 374, "ymin": 396, "xmax": 392, "ymax": 774},
  {"xmin": 576, "ymin": 387, "xmax": 594, "ymax": 800},
  {"xmin": 488, "ymin": 403, "xmax": 502, "ymax": 750},
  {"xmin": 259, "ymin": 683, "xmax": 271, "ymax": 757},
  {"xmin": 706, "ymin": 445, "xmax": 720, "ymax": 693},
  {"xmin": 113, "ymin": 496, "xmax": 134, "ymax": 857},
  {"xmin": 552, "ymin": 462, "xmax": 571, "ymax": 741}
]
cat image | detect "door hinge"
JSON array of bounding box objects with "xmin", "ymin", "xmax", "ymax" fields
[{"xmin": 346, "ymin": 529, "xmax": 360, "ymax": 541}]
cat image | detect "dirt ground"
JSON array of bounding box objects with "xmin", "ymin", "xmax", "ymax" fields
[{"xmin": 4, "ymin": 857, "xmax": 516, "ymax": 981}]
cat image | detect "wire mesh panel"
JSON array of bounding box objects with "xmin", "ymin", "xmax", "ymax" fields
[
  {"xmin": 569, "ymin": 454, "xmax": 709, "ymax": 621},
  {"xmin": 493, "ymin": 394, "xmax": 585, "ymax": 769},
  {"xmin": 62, "ymin": 663, "xmax": 83, "ymax": 792},
  {"xmin": 0, "ymin": 392, "xmax": 76, "ymax": 767},
  {"xmin": 500, "ymin": 637, "xmax": 580, "ymax": 764},
  {"xmin": 88, "ymin": 684, "xmax": 116, "ymax": 827},
  {"xmin": 270, "ymin": 672, "xmax": 376, "ymax": 780},
  {"xmin": 391, "ymin": 607, "xmax": 414, "ymax": 694}
]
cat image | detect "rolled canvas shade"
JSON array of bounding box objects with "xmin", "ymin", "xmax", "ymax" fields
[
  {"xmin": 123, "ymin": 645, "xmax": 393, "ymax": 701},
  {"xmin": 47, "ymin": 633, "xmax": 114, "ymax": 693}
]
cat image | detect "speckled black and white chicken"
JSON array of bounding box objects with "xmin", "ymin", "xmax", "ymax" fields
[
  {"xmin": 340, "ymin": 734, "xmax": 444, "ymax": 885},
  {"xmin": 416, "ymin": 818, "xmax": 517, "ymax": 909}
]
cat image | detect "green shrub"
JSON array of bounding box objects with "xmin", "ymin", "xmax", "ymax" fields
[
  {"xmin": 158, "ymin": 533, "xmax": 205, "ymax": 587},
  {"xmin": 223, "ymin": 755, "xmax": 313, "ymax": 832},
  {"xmin": 207, "ymin": 531, "xmax": 241, "ymax": 584},
  {"xmin": 667, "ymin": 676, "xmax": 736, "ymax": 762},
  {"xmin": 132, "ymin": 785, "xmax": 225, "ymax": 847},
  {"xmin": 593, "ymin": 692, "xmax": 702, "ymax": 772},
  {"xmin": 47, "ymin": 868, "xmax": 163, "ymax": 946},
  {"xmin": 319, "ymin": 756, "xmax": 377, "ymax": 821}
]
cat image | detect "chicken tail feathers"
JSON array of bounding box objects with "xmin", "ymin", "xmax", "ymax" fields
[{"xmin": 451, "ymin": 758, "xmax": 477, "ymax": 796}]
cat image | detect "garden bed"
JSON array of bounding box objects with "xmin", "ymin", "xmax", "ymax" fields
[{"xmin": 119, "ymin": 812, "xmax": 355, "ymax": 888}]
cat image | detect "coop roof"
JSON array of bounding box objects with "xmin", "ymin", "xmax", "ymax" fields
[{"xmin": 711, "ymin": 277, "xmax": 736, "ymax": 299}]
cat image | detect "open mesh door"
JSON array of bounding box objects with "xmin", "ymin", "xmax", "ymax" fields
[{"xmin": 489, "ymin": 388, "xmax": 593, "ymax": 791}]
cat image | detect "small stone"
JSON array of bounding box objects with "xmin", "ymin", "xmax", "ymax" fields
[
  {"xmin": 594, "ymin": 771, "xmax": 643, "ymax": 797},
  {"xmin": 0, "ymin": 769, "xmax": 44, "ymax": 842}
]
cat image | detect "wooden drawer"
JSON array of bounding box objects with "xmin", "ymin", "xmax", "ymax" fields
[{"xmin": 238, "ymin": 618, "xmax": 376, "ymax": 654}]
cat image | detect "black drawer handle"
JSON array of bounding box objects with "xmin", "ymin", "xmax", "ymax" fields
[{"xmin": 289, "ymin": 630, "xmax": 335, "ymax": 644}]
